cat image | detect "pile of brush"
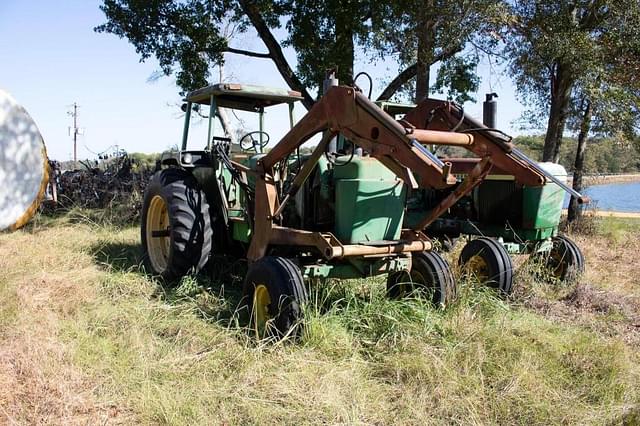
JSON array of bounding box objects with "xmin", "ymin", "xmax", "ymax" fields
[{"xmin": 47, "ymin": 154, "xmax": 155, "ymax": 223}]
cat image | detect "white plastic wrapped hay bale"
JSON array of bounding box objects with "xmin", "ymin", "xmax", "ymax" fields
[{"xmin": 0, "ymin": 89, "xmax": 49, "ymax": 231}]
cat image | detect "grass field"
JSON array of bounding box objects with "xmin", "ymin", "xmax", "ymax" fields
[{"xmin": 1, "ymin": 211, "xmax": 639, "ymax": 425}]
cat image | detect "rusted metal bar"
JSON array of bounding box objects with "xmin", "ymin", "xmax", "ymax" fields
[
  {"xmin": 408, "ymin": 129, "xmax": 474, "ymax": 146},
  {"xmin": 510, "ymin": 148, "xmax": 589, "ymax": 203},
  {"xmin": 415, "ymin": 156, "xmax": 494, "ymax": 230},
  {"xmin": 247, "ymin": 174, "xmax": 279, "ymax": 261},
  {"xmin": 443, "ymin": 158, "xmax": 509, "ymax": 175},
  {"xmin": 269, "ymin": 226, "xmax": 431, "ymax": 260},
  {"xmin": 402, "ymin": 99, "xmax": 546, "ymax": 187},
  {"xmin": 328, "ymin": 240, "xmax": 429, "ymax": 259},
  {"xmin": 442, "ymin": 161, "xmax": 452, "ymax": 181},
  {"xmin": 272, "ymin": 131, "xmax": 334, "ymax": 218}
]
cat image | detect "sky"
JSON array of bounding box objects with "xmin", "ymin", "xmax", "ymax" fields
[{"xmin": 0, "ymin": 0, "xmax": 533, "ymax": 162}]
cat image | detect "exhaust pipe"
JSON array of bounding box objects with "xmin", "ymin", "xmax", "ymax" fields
[
  {"xmin": 483, "ymin": 93, "xmax": 498, "ymax": 128},
  {"xmin": 323, "ymin": 69, "xmax": 339, "ymax": 154}
]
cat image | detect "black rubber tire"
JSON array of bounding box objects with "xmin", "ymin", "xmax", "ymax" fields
[
  {"xmin": 541, "ymin": 235, "xmax": 585, "ymax": 282},
  {"xmin": 387, "ymin": 251, "xmax": 456, "ymax": 306},
  {"xmin": 141, "ymin": 168, "xmax": 212, "ymax": 282},
  {"xmin": 242, "ymin": 257, "xmax": 308, "ymax": 338},
  {"xmin": 459, "ymin": 237, "xmax": 514, "ymax": 294},
  {"xmin": 558, "ymin": 235, "xmax": 585, "ymax": 274}
]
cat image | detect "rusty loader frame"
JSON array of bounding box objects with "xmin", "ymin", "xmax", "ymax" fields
[
  {"xmin": 240, "ymin": 85, "xmax": 503, "ymax": 264},
  {"xmin": 400, "ymin": 99, "xmax": 588, "ymax": 203}
]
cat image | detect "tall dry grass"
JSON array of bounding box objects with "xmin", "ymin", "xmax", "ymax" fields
[{"xmin": 0, "ymin": 211, "xmax": 638, "ymax": 424}]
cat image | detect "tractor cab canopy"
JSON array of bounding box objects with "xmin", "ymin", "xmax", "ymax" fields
[
  {"xmin": 185, "ymin": 83, "xmax": 303, "ymax": 112},
  {"xmin": 181, "ymin": 83, "xmax": 303, "ymax": 153}
]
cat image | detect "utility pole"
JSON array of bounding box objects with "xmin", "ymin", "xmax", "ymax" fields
[{"xmin": 68, "ymin": 103, "xmax": 79, "ymax": 168}]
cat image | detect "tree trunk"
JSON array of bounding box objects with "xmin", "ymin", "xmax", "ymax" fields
[
  {"xmin": 238, "ymin": 0, "xmax": 315, "ymax": 110},
  {"xmin": 415, "ymin": 8, "xmax": 434, "ymax": 102},
  {"xmin": 376, "ymin": 45, "xmax": 462, "ymax": 101},
  {"xmin": 567, "ymin": 98, "xmax": 592, "ymax": 222},
  {"xmin": 335, "ymin": 13, "xmax": 354, "ymax": 85},
  {"xmin": 543, "ymin": 62, "xmax": 573, "ymax": 162},
  {"xmin": 415, "ymin": 38, "xmax": 431, "ymax": 101}
]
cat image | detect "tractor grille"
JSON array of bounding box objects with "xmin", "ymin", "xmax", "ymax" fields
[{"xmin": 476, "ymin": 181, "xmax": 523, "ymax": 226}]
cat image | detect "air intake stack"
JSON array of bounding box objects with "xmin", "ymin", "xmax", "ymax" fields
[{"xmin": 483, "ymin": 92, "xmax": 498, "ymax": 128}]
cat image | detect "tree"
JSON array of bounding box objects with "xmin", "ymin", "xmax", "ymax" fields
[
  {"xmin": 96, "ymin": 0, "xmax": 503, "ymax": 113},
  {"xmin": 503, "ymin": 1, "xmax": 611, "ymax": 162},
  {"xmin": 565, "ymin": 0, "xmax": 640, "ymax": 221},
  {"xmin": 279, "ymin": 0, "xmax": 372, "ymax": 92},
  {"xmin": 368, "ymin": 0, "xmax": 506, "ymax": 102},
  {"xmin": 96, "ymin": 0, "xmax": 316, "ymax": 109}
]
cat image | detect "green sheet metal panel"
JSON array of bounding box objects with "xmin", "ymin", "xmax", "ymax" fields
[
  {"xmin": 333, "ymin": 157, "xmax": 406, "ymax": 243},
  {"xmin": 522, "ymin": 162, "xmax": 567, "ymax": 231},
  {"xmin": 232, "ymin": 220, "xmax": 251, "ymax": 243}
]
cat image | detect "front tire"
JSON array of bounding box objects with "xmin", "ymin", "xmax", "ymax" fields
[
  {"xmin": 459, "ymin": 237, "xmax": 514, "ymax": 294},
  {"xmin": 539, "ymin": 235, "xmax": 585, "ymax": 282},
  {"xmin": 387, "ymin": 251, "xmax": 456, "ymax": 306},
  {"xmin": 242, "ymin": 257, "xmax": 307, "ymax": 339},
  {"xmin": 141, "ymin": 168, "xmax": 212, "ymax": 282}
]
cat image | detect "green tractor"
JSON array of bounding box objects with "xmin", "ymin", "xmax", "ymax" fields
[
  {"xmin": 140, "ymin": 79, "xmax": 566, "ymax": 338},
  {"xmin": 378, "ymin": 99, "xmax": 587, "ymax": 293}
]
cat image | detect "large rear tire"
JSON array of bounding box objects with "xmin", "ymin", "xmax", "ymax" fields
[
  {"xmin": 459, "ymin": 237, "xmax": 514, "ymax": 294},
  {"xmin": 387, "ymin": 251, "xmax": 456, "ymax": 306},
  {"xmin": 242, "ymin": 257, "xmax": 307, "ymax": 339},
  {"xmin": 141, "ymin": 168, "xmax": 212, "ymax": 282}
]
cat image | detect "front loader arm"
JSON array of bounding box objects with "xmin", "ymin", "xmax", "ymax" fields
[
  {"xmin": 402, "ymin": 100, "xmax": 545, "ymax": 187},
  {"xmin": 247, "ymin": 86, "xmax": 481, "ymax": 261},
  {"xmin": 403, "ymin": 99, "xmax": 588, "ymax": 203},
  {"xmin": 259, "ymin": 86, "xmax": 461, "ymax": 189}
]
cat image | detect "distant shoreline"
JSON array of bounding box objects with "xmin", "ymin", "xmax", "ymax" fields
[
  {"xmin": 568, "ymin": 173, "xmax": 640, "ymax": 186},
  {"xmin": 562, "ymin": 209, "xmax": 640, "ymax": 218}
]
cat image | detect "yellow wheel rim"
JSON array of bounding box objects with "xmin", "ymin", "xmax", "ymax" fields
[
  {"xmin": 253, "ymin": 284, "xmax": 271, "ymax": 337},
  {"xmin": 146, "ymin": 195, "xmax": 171, "ymax": 273},
  {"xmin": 392, "ymin": 269, "xmax": 429, "ymax": 297},
  {"xmin": 467, "ymin": 255, "xmax": 490, "ymax": 282}
]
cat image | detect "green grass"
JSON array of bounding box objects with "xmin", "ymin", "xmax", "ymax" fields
[
  {"xmin": 598, "ymin": 216, "xmax": 640, "ymax": 241},
  {"xmin": 1, "ymin": 211, "xmax": 639, "ymax": 424}
]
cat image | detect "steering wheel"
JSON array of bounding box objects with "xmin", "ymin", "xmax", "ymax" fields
[{"xmin": 239, "ymin": 131, "xmax": 270, "ymax": 152}]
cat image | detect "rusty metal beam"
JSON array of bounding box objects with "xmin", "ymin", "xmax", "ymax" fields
[
  {"xmin": 402, "ymin": 99, "xmax": 545, "ymax": 187},
  {"xmin": 272, "ymin": 131, "xmax": 334, "ymax": 218},
  {"xmin": 408, "ymin": 129, "xmax": 474, "ymax": 146},
  {"xmin": 415, "ymin": 157, "xmax": 494, "ymax": 230},
  {"xmin": 269, "ymin": 226, "xmax": 432, "ymax": 260}
]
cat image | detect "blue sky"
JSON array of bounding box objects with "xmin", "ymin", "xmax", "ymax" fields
[{"xmin": 0, "ymin": 0, "xmax": 532, "ymax": 161}]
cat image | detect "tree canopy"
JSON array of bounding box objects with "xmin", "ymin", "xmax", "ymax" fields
[
  {"xmin": 503, "ymin": 0, "xmax": 640, "ymax": 162},
  {"xmin": 95, "ymin": 0, "xmax": 503, "ymax": 107}
]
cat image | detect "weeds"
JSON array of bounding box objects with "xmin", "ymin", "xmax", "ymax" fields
[{"xmin": 1, "ymin": 212, "xmax": 639, "ymax": 424}]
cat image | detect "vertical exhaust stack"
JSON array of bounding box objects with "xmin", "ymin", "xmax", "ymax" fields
[
  {"xmin": 483, "ymin": 93, "xmax": 498, "ymax": 128},
  {"xmin": 323, "ymin": 69, "xmax": 339, "ymax": 154}
]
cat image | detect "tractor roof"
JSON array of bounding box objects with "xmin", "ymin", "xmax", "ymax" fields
[{"xmin": 185, "ymin": 83, "xmax": 304, "ymax": 112}]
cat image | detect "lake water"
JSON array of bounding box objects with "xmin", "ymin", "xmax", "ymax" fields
[{"xmin": 563, "ymin": 181, "xmax": 640, "ymax": 212}]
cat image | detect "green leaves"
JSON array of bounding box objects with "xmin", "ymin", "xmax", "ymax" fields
[
  {"xmin": 95, "ymin": 0, "xmax": 231, "ymax": 94},
  {"xmin": 432, "ymin": 55, "xmax": 480, "ymax": 104},
  {"xmin": 95, "ymin": 0, "xmax": 497, "ymax": 103}
]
